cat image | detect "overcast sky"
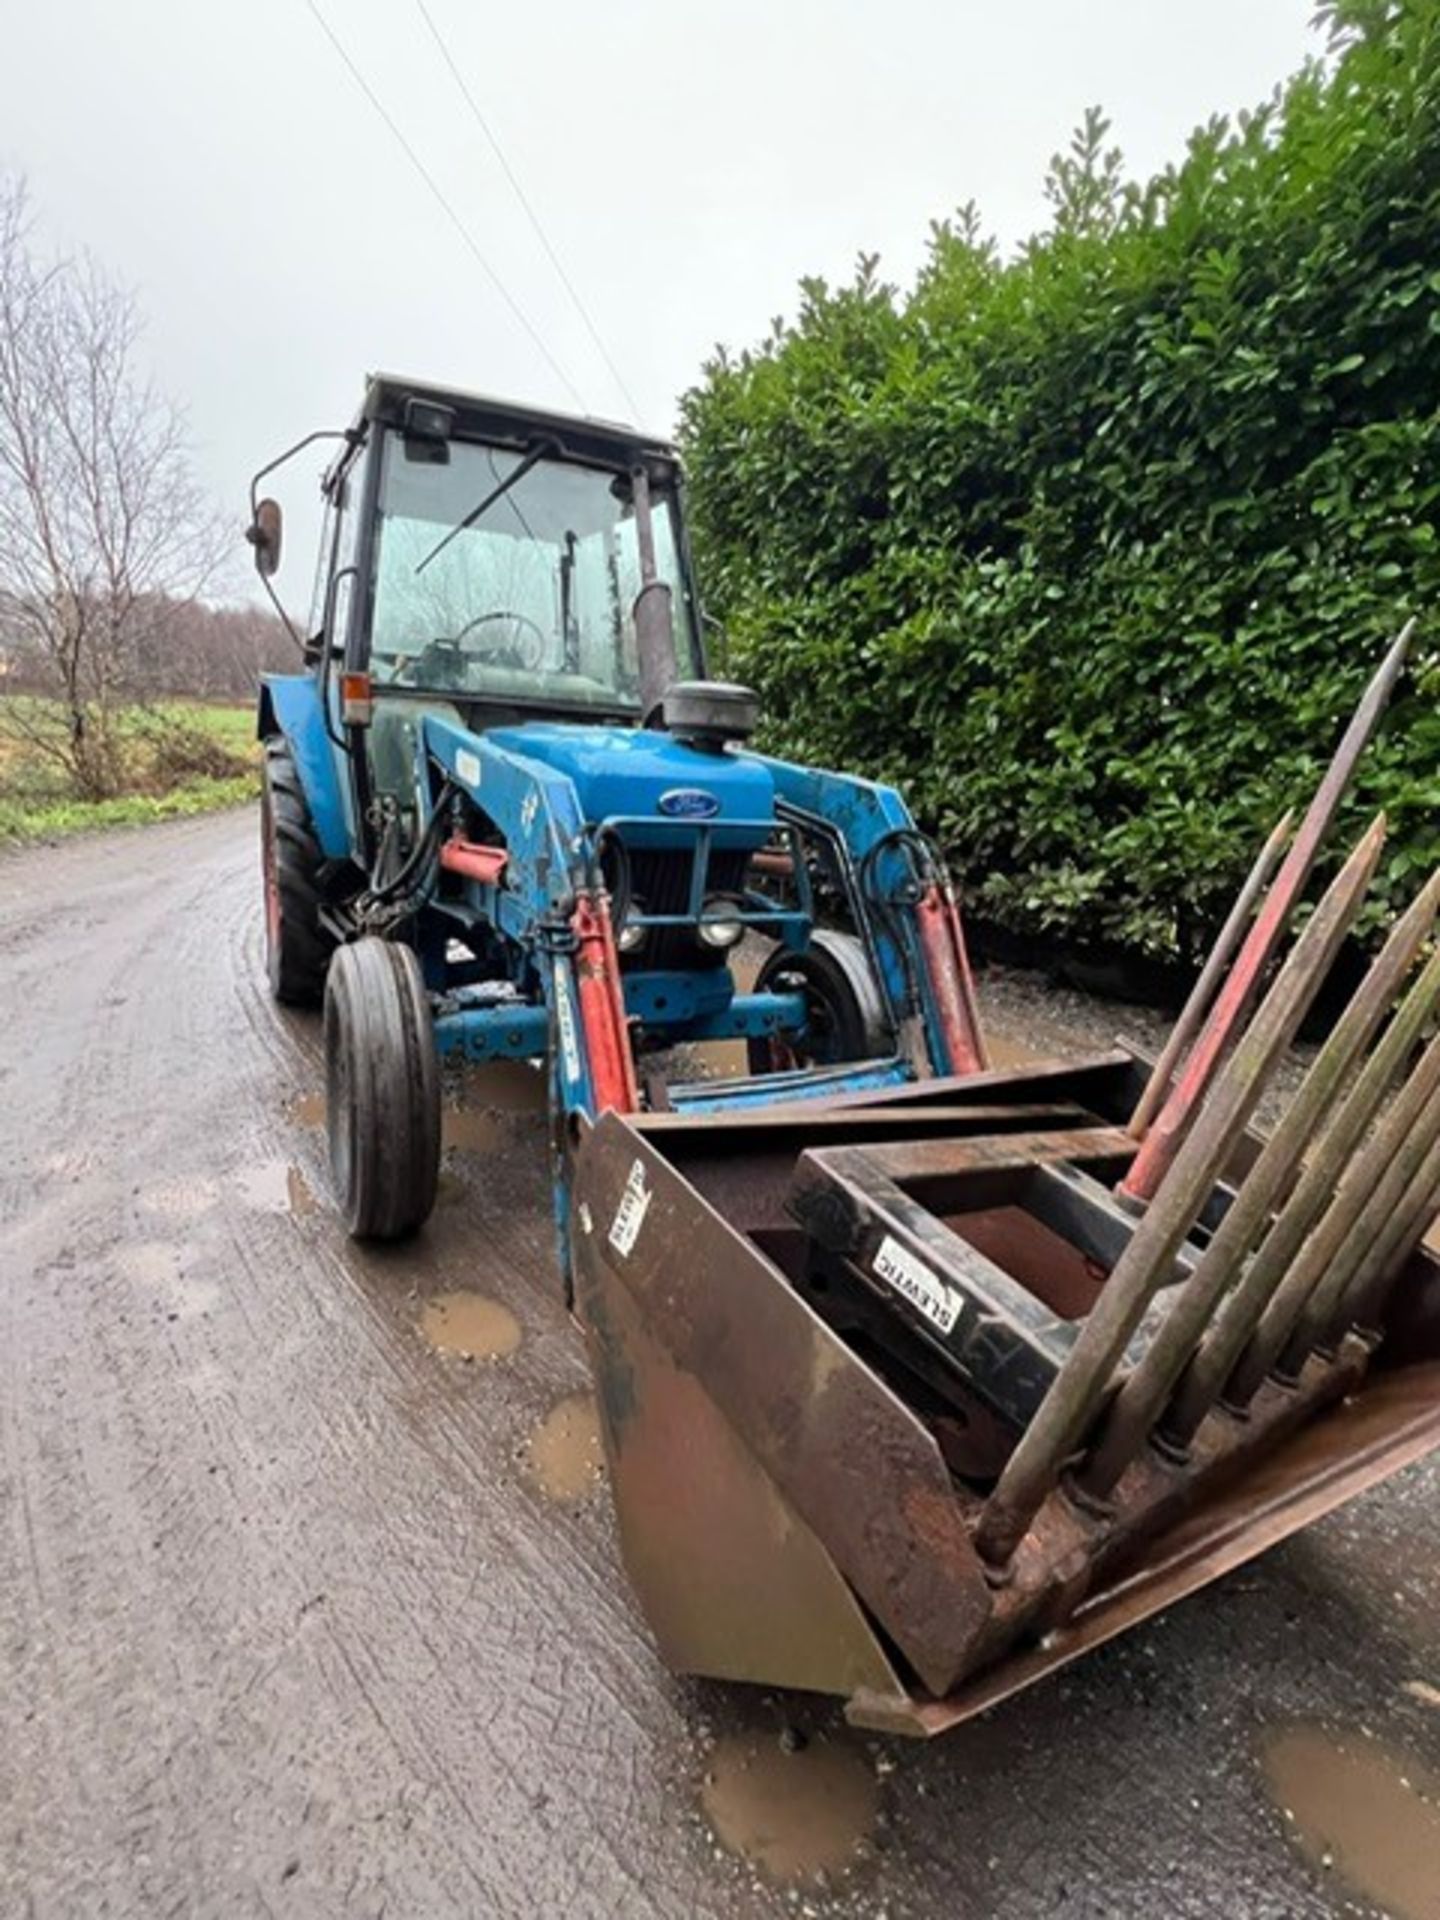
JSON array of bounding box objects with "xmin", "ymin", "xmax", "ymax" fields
[{"xmin": 2, "ymin": 0, "xmax": 1316, "ymax": 604}]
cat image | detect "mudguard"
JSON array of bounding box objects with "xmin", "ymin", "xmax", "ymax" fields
[{"xmin": 257, "ymin": 672, "xmax": 350, "ymax": 860}]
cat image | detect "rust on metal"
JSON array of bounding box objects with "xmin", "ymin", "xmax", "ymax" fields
[
  {"xmin": 1127, "ymin": 809, "xmax": 1294, "ymax": 1140},
  {"xmin": 974, "ymin": 816, "xmax": 1386, "ymax": 1566},
  {"xmin": 1121, "ymin": 621, "xmax": 1415, "ymax": 1203}
]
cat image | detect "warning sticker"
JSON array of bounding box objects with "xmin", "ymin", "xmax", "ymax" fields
[
  {"xmin": 553, "ymin": 962, "xmax": 581, "ymax": 1086},
  {"xmin": 455, "ymin": 748, "xmax": 482, "ymax": 788},
  {"xmin": 872, "ymin": 1234, "xmax": 960, "ymax": 1335},
  {"xmin": 609, "ymin": 1159, "xmax": 651, "ymax": 1257}
]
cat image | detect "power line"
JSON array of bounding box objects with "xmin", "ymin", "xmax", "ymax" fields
[
  {"xmin": 412, "ymin": 0, "xmax": 642, "ymax": 423},
  {"xmin": 303, "ymin": 0, "xmax": 586, "ymax": 412}
]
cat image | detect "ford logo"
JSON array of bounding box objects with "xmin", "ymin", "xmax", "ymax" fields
[{"xmin": 658, "ymin": 787, "xmax": 721, "ymax": 820}]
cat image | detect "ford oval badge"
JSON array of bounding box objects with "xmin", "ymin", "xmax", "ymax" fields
[{"xmin": 658, "ymin": 787, "xmax": 720, "ymax": 820}]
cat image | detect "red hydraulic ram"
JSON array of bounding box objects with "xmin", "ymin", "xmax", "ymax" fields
[{"xmin": 915, "ymin": 880, "xmax": 988, "ymax": 1076}]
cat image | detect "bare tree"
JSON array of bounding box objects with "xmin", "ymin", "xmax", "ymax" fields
[{"xmin": 0, "ymin": 176, "xmax": 227, "ymax": 797}]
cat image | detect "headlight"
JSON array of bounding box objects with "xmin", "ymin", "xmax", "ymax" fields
[
  {"xmin": 697, "ymin": 896, "xmax": 745, "ymax": 949},
  {"xmin": 617, "ymin": 900, "xmax": 647, "ymax": 953}
]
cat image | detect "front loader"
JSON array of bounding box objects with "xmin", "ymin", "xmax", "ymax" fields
[{"xmin": 250, "ymin": 374, "xmax": 1440, "ymax": 1735}]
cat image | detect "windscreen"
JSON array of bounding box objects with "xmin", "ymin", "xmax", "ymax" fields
[{"xmin": 368, "ymin": 430, "xmax": 700, "ymax": 708}]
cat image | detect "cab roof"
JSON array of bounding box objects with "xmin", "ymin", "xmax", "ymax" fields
[{"xmin": 356, "ymin": 372, "xmax": 680, "ymax": 477}]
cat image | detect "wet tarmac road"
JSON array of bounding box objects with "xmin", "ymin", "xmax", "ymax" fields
[{"xmin": 3, "ymin": 808, "xmax": 1439, "ymax": 1919}]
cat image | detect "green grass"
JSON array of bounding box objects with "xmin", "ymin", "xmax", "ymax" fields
[{"xmin": 0, "ymin": 696, "xmax": 260, "ymax": 844}]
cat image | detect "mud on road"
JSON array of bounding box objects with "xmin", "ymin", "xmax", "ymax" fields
[{"xmin": 3, "ymin": 809, "xmax": 1439, "ymax": 1919}]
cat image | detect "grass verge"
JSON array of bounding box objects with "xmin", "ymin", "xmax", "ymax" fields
[{"xmin": 0, "ymin": 698, "xmax": 260, "ymax": 845}]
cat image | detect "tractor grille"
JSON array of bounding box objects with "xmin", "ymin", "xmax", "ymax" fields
[{"xmin": 622, "ymin": 845, "xmax": 751, "ymax": 970}]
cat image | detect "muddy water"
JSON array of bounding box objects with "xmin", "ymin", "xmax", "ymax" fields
[
  {"xmin": 468, "ymin": 1059, "xmax": 547, "ymax": 1111},
  {"xmin": 700, "ymin": 1732, "xmax": 878, "ymax": 1885},
  {"xmin": 1263, "ymin": 1723, "xmax": 1440, "ymax": 1920},
  {"xmin": 235, "ymin": 1161, "xmax": 317, "ymax": 1217},
  {"xmin": 442, "ymin": 1105, "xmax": 505, "ymax": 1154},
  {"xmin": 525, "ymin": 1392, "xmax": 604, "ymax": 1502},
  {"xmin": 419, "ymin": 1291, "xmax": 522, "ymax": 1360},
  {"xmin": 286, "ymin": 1090, "xmax": 325, "ymax": 1128}
]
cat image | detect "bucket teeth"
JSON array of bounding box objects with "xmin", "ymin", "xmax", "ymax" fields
[
  {"xmin": 973, "ymin": 816, "xmax": 1386, "ymax": 1565},
  {"xmin": 1078, "ymin": 864, "xmax": 1440, "ymax": 1495},
  {"xmin": 1162, "ymin": 905, "xmax": 1440, "ymax": 1449}
]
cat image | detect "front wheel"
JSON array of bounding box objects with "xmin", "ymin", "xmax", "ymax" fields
[
  {"xmin": 324, "ymin": 938, "xmax": 441, "ymax": 1240},
  {"xmin": 747, "ymin": 929, "xmax": 891, "ymax": 1073}
]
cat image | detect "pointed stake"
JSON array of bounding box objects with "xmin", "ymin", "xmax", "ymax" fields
[
  {"xmin": 975, "ymin": 815, "xmax": 1386, "ymax": 1566},
  {"xmin": 1162, "ymin": 918, "xmax": 1440, "ymax": 1449},
  {"xmin": 1082, "ymin": 866, "xmax": 1440, "ymax": 1494},
  {"xmin": 1128, "ymin": 810, "xmax": 1295, "ymax": 1140},
  {"xmin": 1121, "ymin": 619, "xmax": 1416, "ymax": 1204}
]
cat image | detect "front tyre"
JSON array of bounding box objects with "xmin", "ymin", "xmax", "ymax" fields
[
  {"xmin": 746, "ymin": 929, "xmax": 891, "ymax": 1073},
  {"xmin": 323, "ymin": 938, "xmax": 441, "ymax": 1241}
]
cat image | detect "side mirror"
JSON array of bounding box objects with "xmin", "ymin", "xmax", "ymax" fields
[{"xmin": 246, "ymin": 497, "xmax": 284, "ymax": 578}]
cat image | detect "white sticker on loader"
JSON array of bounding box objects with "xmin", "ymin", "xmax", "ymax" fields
[
  {"xmin": 609, "ymin": 1159, "xmax": 651, "ymax": 1257},
  {"xmin": 455, "ymin": 748, "xmax": 482, "ymax": 788},
  {"xmin": 873, "ymin": 1234, "xmax": 961, "ymax": 1336},
  {"xmin": 553, "ymin": 961, "xmax": 581, "ymax": 1086}
]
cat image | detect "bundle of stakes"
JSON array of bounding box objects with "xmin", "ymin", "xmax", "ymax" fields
[{"xmin": 977, "ymin": 617, "xmax": 1440, "ymax": 1567}]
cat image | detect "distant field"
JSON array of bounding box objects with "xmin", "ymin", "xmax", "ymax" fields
[{"xmin": 0, "ymin": 697, "xmax": 259, "ymax": 843}]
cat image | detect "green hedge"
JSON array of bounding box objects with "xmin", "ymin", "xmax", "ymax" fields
[{"xmin": 679, "ymin": 1, "xmax": 1440, "ymax": 960}]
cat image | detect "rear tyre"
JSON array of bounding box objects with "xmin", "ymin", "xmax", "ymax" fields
[
  {"xmin": 324, "ymin": 938, "xmax": 441, "ymax": 1241},
  {"xmin": 747, "ymin": 928, "xmax": 891, "ymax": 1073},
  {"xmin": 261, "ymin": 736, "xmax": 335, "ymax": 1006}
]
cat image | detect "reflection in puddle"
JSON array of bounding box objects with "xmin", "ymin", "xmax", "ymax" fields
[
  {"xmin": 469, "ymin": 1059, "xmax": 546, "ymax": 1112},
  {"xmin": 526, "ymin": 1392, "xmax": 604, "ymax": 1502},
  {"xmin": 700, "ymin": 1731, "xmax": 878, "ymax": 1885},
  {"xmin": 1263, "ymin": 1722, "xmax": 1440, "ymax": 1920},
  {"xmin": 442, "ymin": 1105, "xmax": 504, "ymax": 1155},
  {"xmin": 286, "ymin": 1090, "xmax": 325, "ymax": 1128},
  {"xmin": 419, "ymin": 1291, "xmax": 522, "ymax": 1360},
  {"xmin": 236, "ymin": 1162, "xmax": 316, "ymax": 1217}
]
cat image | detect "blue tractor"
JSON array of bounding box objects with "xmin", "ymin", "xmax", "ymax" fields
[
  {"xmin": 250, "ymin": 374, "xmax": 989, "ymax": 1255},
  {"xmin": 249, "ymin": 377, "xmax": 1440, "ymax": 1735}
]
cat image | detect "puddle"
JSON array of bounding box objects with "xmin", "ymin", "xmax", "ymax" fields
[
  {"xmin": 525, "ymin": 1392, "xmax": 604, "ymax": 1502},
  {"xmin": 700, "ymin": 1731, "xmax": 878, "ymax": 1885},
  {"xmin": 469, "ymin": 1059, "xmax": 547, "ymax": 1112},
  {"xmin": 442, "ymin": 1105, "xmax": 504, "ymax": 1154},
  {"xmin": 235, "ymin": 1162, "xmax": 317, "ymax": 1217},
  {"xmin": 286, "ymin": 1091, "xmax": 325, "ymax": 1128},
  {"xmin": 419, "ymin": 1291, "xmax": 522, "ymax": 1360},
  {"xmin": 1262, "ymin": 1722, "xmax": 1440, "ymax": 1920}
]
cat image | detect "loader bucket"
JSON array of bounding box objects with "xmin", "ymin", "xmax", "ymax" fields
[{"xmin": 570, "ymin": 1053, "xmax": 1440, "ymax": 1735}]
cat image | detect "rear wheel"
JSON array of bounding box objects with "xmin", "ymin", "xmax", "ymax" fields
[
  {"xmin": 747, "ymin": 929, "xmax": 891, "ymax": 1073},
  {"xmin": 261, "ymin": 736, "xmax": 335, "ymax": 1006},
  {"xmin": 324, "ymin": 938, "xmax": 441, "ymax": 1241}
]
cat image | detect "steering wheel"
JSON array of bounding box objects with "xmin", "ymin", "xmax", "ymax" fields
[{"xmin": 442, "ymin": 609, "xmax": 548, "ymax": 672}]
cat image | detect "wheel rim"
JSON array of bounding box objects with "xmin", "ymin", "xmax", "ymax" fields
[{"xmin": 766, "ymin": 959, "xmax": 849, "ymax": 1068}]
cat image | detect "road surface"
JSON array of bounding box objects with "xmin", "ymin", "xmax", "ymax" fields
[{"xmin": 3, "ymin": 808, "xmax": 1438, "ymax": 1919}]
